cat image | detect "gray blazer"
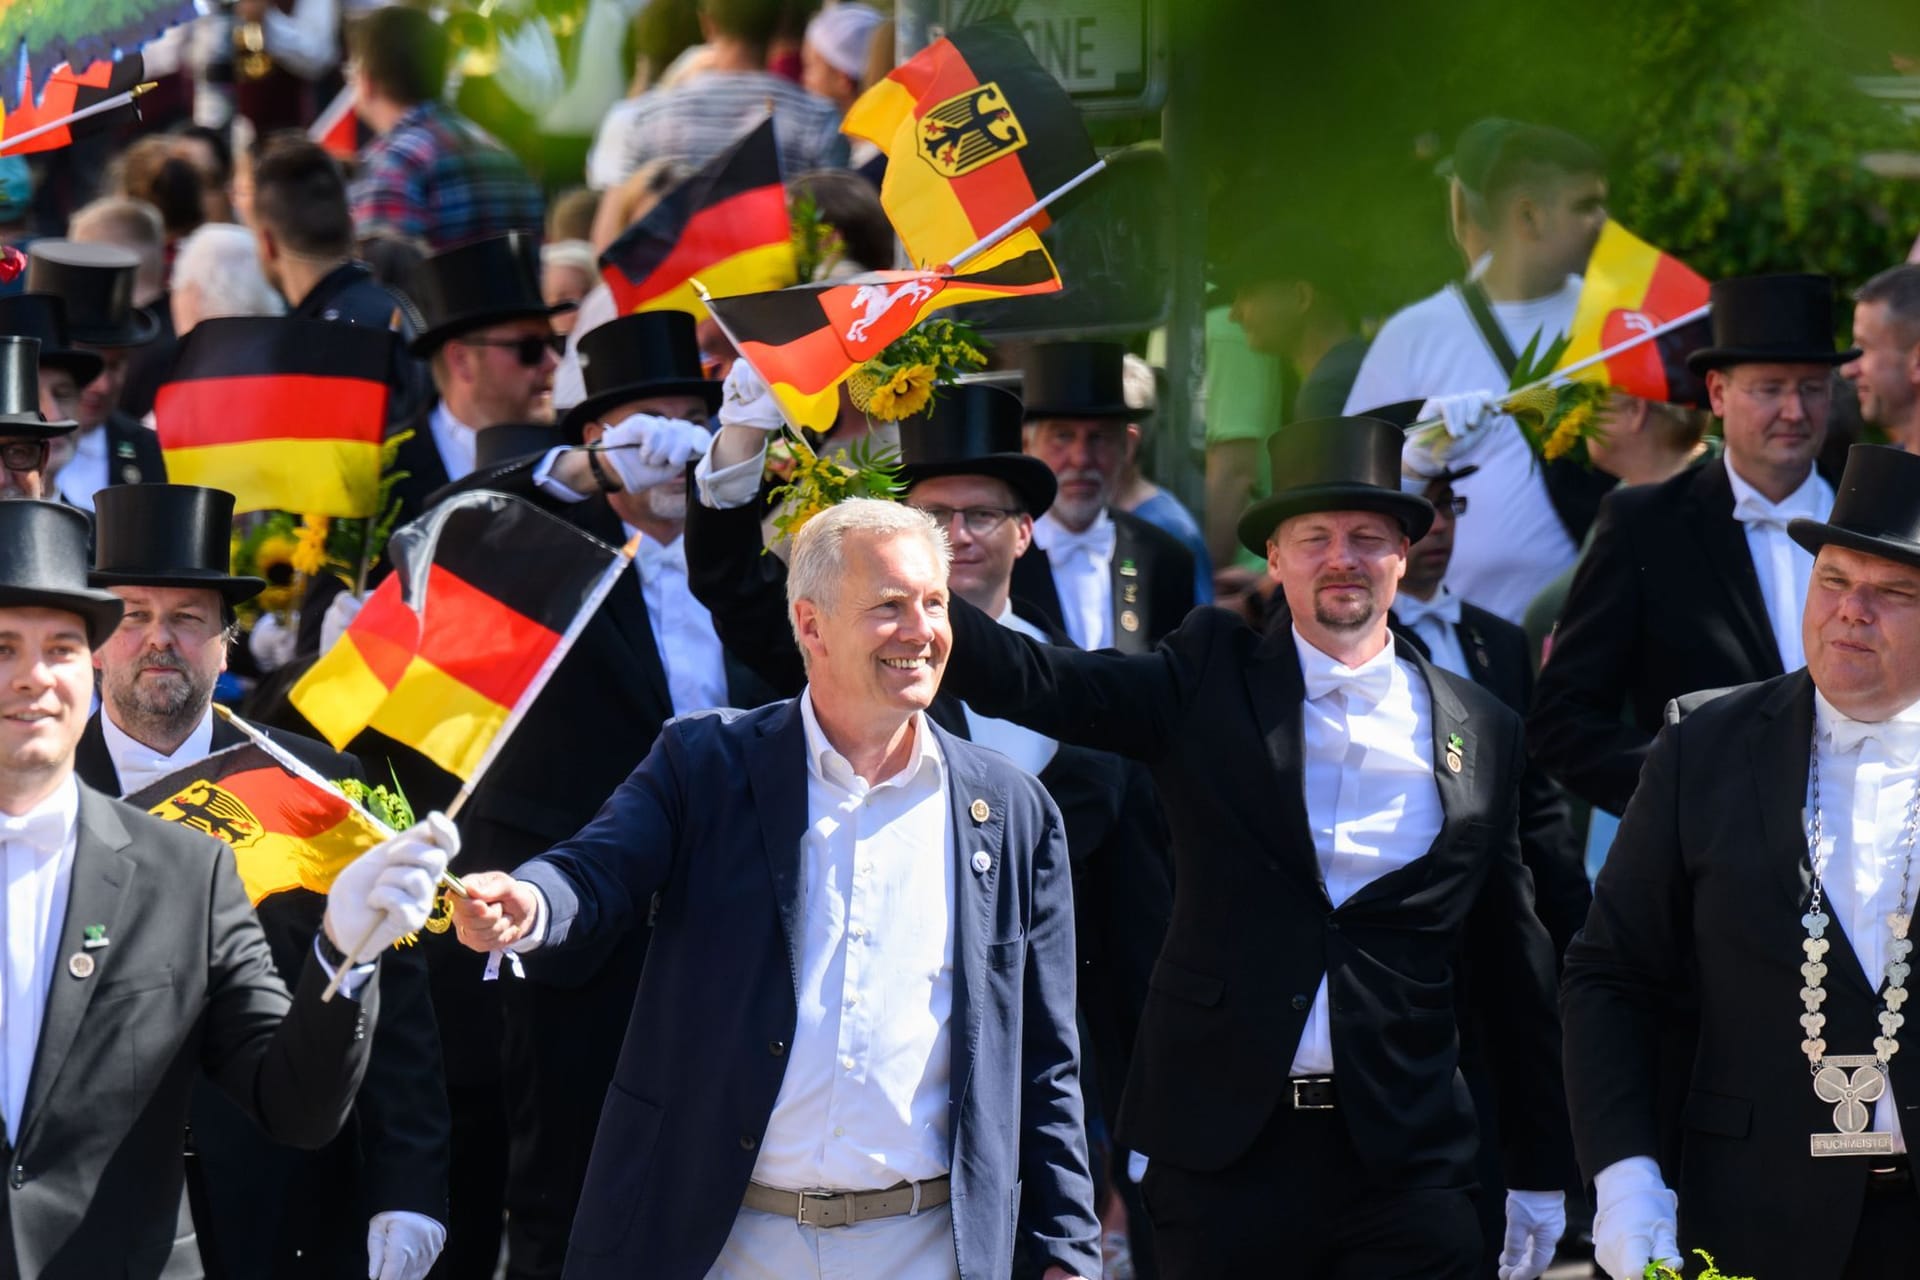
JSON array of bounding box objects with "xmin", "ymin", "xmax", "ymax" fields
[
  {"xmin": 516, "ymin": 699, "xmax": 1102, "ymax": 1280},
  {"xmin": 5, "ymin": 784, "xmax": 378, "ymax": 1278}
]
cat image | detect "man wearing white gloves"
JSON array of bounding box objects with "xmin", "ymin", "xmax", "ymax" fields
[
  {"xmin": 73, "ymin": 483, "xmax": 453, "ymax": 1280},
  {"xmin": 0, "ymin": 497, "xmax": 452, "ymax": 1278}
]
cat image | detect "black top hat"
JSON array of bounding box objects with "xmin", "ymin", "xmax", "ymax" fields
[
  {"xmin": 406, "ymin": 232, "xmax": 575, "ymax": 357},
  {"xmin": 0, "ymin": 336, "xmax": 76, "ymax": 438},
  {"xmin": 1686, "ymin": 274, "xmax": 1857, "ymax": 374},
  {"xmin": 1236, "ymin": 416, "xmax": 1436, "ymax": 555},
  {"xmin": 424, "ymin": 423, "xmax": 568, "ymax": 507},
  {"xmin": 24, "ymin": 240, "xmax": 160, "ymax": 347},
  {"xmin": 1021, "ymin": 341, "xmax": 1133, "ymax": 420},
  {"xmin": 89, "ymin": 484, "xmax": 264, "ymax": 604},
  {"xmin": 896, "ymin": 383, "xmax": 1056, "ymax": 516},
  {"xmin": 1789, "ymin": 445, "xmax": 1920, "ymax": 573},
  {"xmin": 0, "ymin": 293, "xmax": 104, "ymax": 386},
  {"xmin": 557, "ymin": 312, "xmax": 721, "ymax": 445},
  {"xmin": 0, "ymin": 500, "xmax": 125, "ymax": 646}
]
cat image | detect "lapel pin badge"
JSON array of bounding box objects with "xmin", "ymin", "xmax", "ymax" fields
[
  {"xmin": 82, "ymin": 924, "xmax": 109, "ymax": 949},
  {"xmin": 1445, "ymin": 732, "xmax": 1465, "ymax": 775},
  {"xmin": 971, "ymin": 850, "xmax": 991, "ymax": 874},
  {"xmin": 1118, "ymin": 559, "xmax": 1139, "ymax": 578},
  {"xmin": 1120, "ymin": 609, "xmax": 1141, "ymax": 633},
  {"xmin": 68, "ymin": 952, "xmax": 95, "ymax": 979},
  {"xmin": 969, "ymin": 798, "xmax": 990, "ymax": 823}
]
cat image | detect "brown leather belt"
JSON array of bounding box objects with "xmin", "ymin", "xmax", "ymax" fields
[{"xmin": 742, "ymin": 1177, "xmax": 951, "ymax": 1228}]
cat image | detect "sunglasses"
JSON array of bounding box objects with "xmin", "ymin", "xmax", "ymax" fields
[
  {"xmin": 458, "ymin": 334, "xmax": 565, "ymax": 366},
  {"xmin": 0, "ymin": 439, "xmax": 50, "ymax": 472}
]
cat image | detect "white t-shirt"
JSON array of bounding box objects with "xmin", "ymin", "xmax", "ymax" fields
[{"xmin": 1344, "ymin": 277, "xmax": 1583, "ymax": 624}]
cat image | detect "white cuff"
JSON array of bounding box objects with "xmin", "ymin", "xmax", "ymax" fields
[
  {"xmin": 507, "ymin": 882, "xmax": 548, "ymax": 953},
  {"xmin": 531, "ymin": 447, "xmax": 590, "ymax": 503},
  {"xmin": 693, "ymin": 442, "xmax": 769, "ymax": 510},
  {"xmin": 1594, "ymin": 1154, "xmax": 1666, "ymax": 1205},
  {"xmin": 312, "ymin": 935, "xmax": 376, "ymax": 999}
]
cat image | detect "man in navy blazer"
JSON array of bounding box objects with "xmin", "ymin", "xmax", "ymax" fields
[{"xmin": 451, "ymin": 499, "xmax": 1100, "ymax": 1280}]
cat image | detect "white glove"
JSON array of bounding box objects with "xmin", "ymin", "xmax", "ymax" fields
[
  {"xmin": 1498, "ymin": 1189, "xmax": 1566, "ymax": 1280},
  {"xmin": 323, "ymin": 813, "xmax": 458, "ymax": 963},
  {"xmin": 718, "ymin": 359, "xmax": 787, "ymax": 433},
  {"xmin": 367, "ymin": 1210, "xmax": 447, "ymax": 1280},
  {"xmin": 249, "ymin": 613, "xmax": 298, "ymax": 672},
  {"xmin": 321, "ymin": 590, "xmax": 365, "ymax": 656},
  {"xmin": 1592, "ymin": 1157, "xmax": 1681, "ymax": 1280},
  {"xmin": 1419, "ymin": 389, "xmax": 1503, "ymax": 439},
  {"xmin": 595, "ymin": 412, "xmax": 712, "ymax": 492}
]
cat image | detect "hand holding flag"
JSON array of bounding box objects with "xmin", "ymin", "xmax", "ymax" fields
[{"xmin": 322, "ymin": 813, "xmax": 458, "ymax": 964}]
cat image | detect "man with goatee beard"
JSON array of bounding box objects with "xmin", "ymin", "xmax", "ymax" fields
[{"xmin": 926, "ymin": 415, "xmax": 1575, "ymax": 1279}]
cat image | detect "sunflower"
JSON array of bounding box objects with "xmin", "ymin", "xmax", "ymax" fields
[
  {"xmin": 1542, "ymin": 403, "xmax": 1593, "ymax": 462},
  {"xmin": 863, "ymin": 363, "xmax": 937, "ymax": 422},
  {"xmin": 252, "ymin": 532, "xmax": 301, "ymax": 616},
  {"xmin": 291, "ymin": 516, "xmax": 332, "ymax": 576}
]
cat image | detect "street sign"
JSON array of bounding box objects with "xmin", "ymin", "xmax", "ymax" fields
[{"xmin": 939, "ymin": 0, "xmax": 1166, "ymax": 115}]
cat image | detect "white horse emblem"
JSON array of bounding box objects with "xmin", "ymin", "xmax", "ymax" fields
[{"xmin": 845, "ymin": 279, "xmax": 937, "ymax": 345}]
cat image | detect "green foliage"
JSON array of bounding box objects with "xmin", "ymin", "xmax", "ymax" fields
[
  {"xmin": 1646, "ymin": 1247, "xmax": 1755, "ymax": 1279},
  {"xmin": 335, "ymin": 774, "xmax": 416, "ymax": 833}
]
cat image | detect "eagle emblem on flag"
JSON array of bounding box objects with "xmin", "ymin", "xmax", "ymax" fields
[
  {"xmin": 149, "ymin": 780, "xmax": 265, "ymax": 850},
  {"xmin": 917, "ymin": 82, "xmax": 1026, "ymax": 177}
]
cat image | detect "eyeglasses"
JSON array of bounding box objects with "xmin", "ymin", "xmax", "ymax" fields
[
  {"xmin": 914, "ymin": 504, "xmax": 1022, "ymax": 535},
  {"xmin": 0, "ymin": 439, "xmax": 50, "ymax": 472},
  {"xmin": 457, "ymin": 334, "xmax": 564, "ymax": 366}
]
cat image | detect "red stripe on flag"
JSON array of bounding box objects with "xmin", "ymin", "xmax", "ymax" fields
[
  {"xmin": 905, "ymin": 44, "xmax": 1042, "ymax": 236},
  {"xmin": 607, "ymin": 184, "xmax": 788, "ymax": 311},
  {"xmin": 224, "ymin": 766, "xmax": 355, "ymax": 838},
  {"xmin": 739, "ymin": 326, "xmax": 860, "ymax": 397},
  {"xmin": 155, "ymin": 375, "xmax": 388, "ymax": 448},
  {"xmin": 1640, "ymin": 253, "xmax": 1710, "ymax": 325},
  {"xmin": 417, "ymin": 564, "xmax": 564, "ymax": 708},
  {"xmin": 349, "ymin": 585, "xmax": 423, "ymax": 690}
]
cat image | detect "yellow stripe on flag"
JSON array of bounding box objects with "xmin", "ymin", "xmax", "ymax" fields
[
  {"xmin": 646, "ymin": 242, "xmax": 802, "ymax": 317},
  {"xmin": 840, "ymin": 75, "xmax": 917, "ymax": 149},
  {"xmin": 234, "ymin": 811, "xmax": 385, "ymax": 904},
  {"xmin": 368, "ymin": 656, "xmax": 513, "ymax": 781},
  {"xmin": 164, "ymin": 438, "xmax": 383, "ymax": 518},
  {"xmin": 289, "ymin": 633, "xmax": 394, "ymax": 752},
  {"xmin": 1559, "ymin": 221, "xmax": 1663, "ymax": 372}
]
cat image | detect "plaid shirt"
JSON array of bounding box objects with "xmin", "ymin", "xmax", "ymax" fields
[
  {"xmin": 614, "ymin": 72, "xmax": 848, "ymax": 181},
  {"xmin": 349, "ymin": 101, "xmax": 545, "ymax": 251}
]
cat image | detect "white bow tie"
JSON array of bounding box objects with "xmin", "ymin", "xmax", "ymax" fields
[
  {"xmin": 1301, "ymin": 656, "xmax": 1395, "ymax": 710},
  {"xmin": 1826, "ymin": 714, "xmax": 1920, "ymax": 766},
  {"xmin": 1396, "ymin": 591, "xmax": 1462, "ymax": 630},
  {"xmin": 1042, "ymin": 519, "xmax": 1115, "ymax": 563},
  {"xmin": 1732, "ymin": 490, "xmax": 1815, "ymax": 532},
  {"xmin": 636, "ymin": 536, "xmax": 687, "ymax": 579},
  {"xmin": 0, "ymin": 806, "xmax": 66, "ymax": 859}
]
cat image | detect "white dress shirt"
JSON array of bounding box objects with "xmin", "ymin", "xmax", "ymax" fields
[
  {"xmin": 1288, "ymin": 628, "xmax": 1444, "ymax": 1076},
  {"xmin": 1394, "ymin": 588, "xmax": 1469, "ymax": 680},
  {"xmin": 1031, "ymin": 511, "xmax": 1116, "ymax": 651},
  {"xmin": 632, "ymin": 528, "xmax": 730, "ymax": 717},
  {"xmin": 1809, "ymin": 690, "xmax": 1920, "ymax": 1151},
  {"xmin": 1, "ymin": 776, "xmax": 80, "ymax": 1137},
  {"xmin": 58, "ymin": 426, "xmax": 110, "ymax": 512},
  {"xmin": 752, "ymin": 691, "xmax": 956, "ymax": 1192},
  {"xmin": 961, "ymin": 605, "xmax": 1058, "ymax": 778},
  {"xmin": 1726, "ymin": 458, "xmax": 1833, "ymax": 672},
  {"xmin": 428, "ymin": 403, "xmax": 481, "ymax": 483},
  {"xmin": 100, "ymin": 708, "xmax": 215, "ymax": 797}
]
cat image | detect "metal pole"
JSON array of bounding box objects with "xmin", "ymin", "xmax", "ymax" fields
[{"xmin": 1156, "ymin": 0, "xmax": 1205, "ymax": 515}]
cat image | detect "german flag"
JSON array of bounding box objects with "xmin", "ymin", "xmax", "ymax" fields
[
  {"xmin": 842, "ymin": 20, "xmax": 1093, "ymax": 268},
  {"xmin": 290, "ymin": 492, "xmax": 625, "ymax": 780},
  {"xmin": 1, "ymin": 55, "xmax": 145, "ymax": 156},
  {"xmin": 154, "ymin": 316, "xmax": 393, "ymax": 517},
  {"xmin": 599, "ymin": 118, "xmax": 795, "ymax": 317},
  {"xmin": 1558, "ymin": 220, "xmax": 1712, "ymax": 407},
  {"xmin": 126, "ymin": 744, "xmax": 389, "ymax": 905},
  {"xmin": 705, "ymin": 229, "xmax": 1060, "ymax": 430},
  {"xmin": 308, "ymin": 83, "xmax": 364, "ymax": 161}
]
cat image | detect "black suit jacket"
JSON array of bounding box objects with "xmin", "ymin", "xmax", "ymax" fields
[
  {"xmin": 1011, "ymin": 508, "xmax": 1196, "ymax": 652},
  {"xmin": 682, "ymin": 495, "xmax": 1174, "ymax": 1130},
  {"xmin": 935, "ymin": 602, "xmax": 1574, "ymax": 1191},
  {"xmin": 4, "ymin": 785, "xmax": 376, "ymax": 1279},
  {"xmin": 75, "ymin": 715, "xmax": 450, "ymax": 1277},
  {"xmin": 1562, "ymin": 672, "xmax": 1908, "ymax": 1280},
  {"xmin": 93, "ymin": 409, "xmax": 168, "ymax": 488},
  {"xmin": 1529, "ymin": 459, "xmax": 1804, "ymax": 816},
  {"xmin": 1392, "ymin": 602, "xmax": 1590, "ymax": 958}
]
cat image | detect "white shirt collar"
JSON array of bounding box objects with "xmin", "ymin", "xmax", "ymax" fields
[
  {"xmin": 100, "ymin": 707, "xmax": 216, "ymax": 796},
  {"xmin": 995, "ymin": 599, "xmax": 1050, "ymax": 643},
  {"xmin": 429, "ymin": 402, "xmax": 480, "ymax": 482},
  {"xmin": 0, "ymin": 774, "xmax": 80, "ymax": 859},
  {"xmin": 633, "ymin": 529, "xmax": 688, "ymax": 580},
  {"xmin": 1032, "ymin": 508, "xmax": 1116, "ymax": 560},
  {"xmin": 1815, "ymin": 689, "xmax": 1920, "ymax": 765},
  {"xmin": 1394, "ymin": 585, "xmax": 1463, "ymax": 629},
  {"xmin": 1724, "ymin": 456, "xmax": 1829, "ymax": 522},
  {"xmin": 798, "ymin": 688, "xmax": 941, "ymax": 793},
  {"xmin": 1290, "ymin": 625, "xmax": 1400, "ymax": 708}
]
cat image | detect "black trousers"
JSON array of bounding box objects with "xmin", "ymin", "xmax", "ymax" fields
[
  {"xmin": 1842, "ymin": 1176, "xmax": 1920, "ymax": 1280},
  {"xmin": 1142, "ymin": 1103, "xmax": 1480, "ymax": 1280}
]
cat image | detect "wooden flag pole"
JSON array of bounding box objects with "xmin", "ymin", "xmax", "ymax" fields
[
  {"xmin": 940, "ymin": 157, "xmax": 1107, "ymax": 272},
  {"xmin": 312, "ymin": 531, "xmax": 639, "ymax": 1000},
  {"xmin": 0, "ymin": 82, "xmax": 155, "ymax": 154}
]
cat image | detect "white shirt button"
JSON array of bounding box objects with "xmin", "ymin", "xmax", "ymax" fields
[{"xmin": 842, "ymin": 1056, "xmax": 854, "ymax": 1070}]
